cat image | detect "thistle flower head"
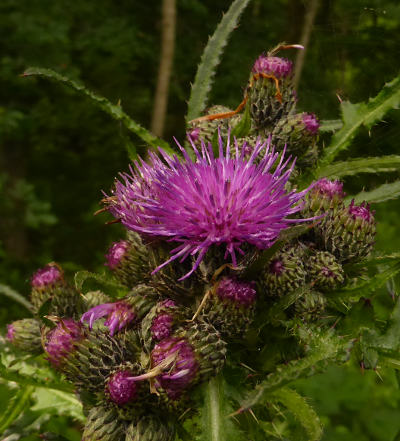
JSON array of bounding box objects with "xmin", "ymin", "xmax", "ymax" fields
[
  {"xmin": 348, "ymin": 200, "xmax": 374, "ymax": 222},
  {"xmin": 151, "ymin": 314, "xmax": 174, "ymax": 341},
  {"xmin": 314, "ymin": 178, "xmax": 345, "ymax": 199},
  {"xmin": 301, "ymin": 112, "xmax": 320, "ymax": 134},
  {"xmin": 252, "ymin": 55, "xmax": 293, "ymax": 78},
  {"xmin": 6, "ymin": 324, "xmax": 15, "ymax": 342},
  {"xmin": 107, "ymin": 370, "xmax": 138, "ymax": 406},
  {"xmin": 31, "ymin": 264, "xmax": 62, "ymax": 288},
  {"xmin": 216, "ymin": 277, "xmax": 256, "ymax": 308},
  {"xmin": 105, "ymin": 240, "xmax": 129, "ymax": 269},
  {"xmin": 81, "ymin": 301, "xmax": 136, "ymax": 336},
  {"xmin": 45, "ymin": 319, "xmax": 85, "ymax": 367},
  {"xmin": 151, "ymin": 337, "xmax": 198, "ymax": 399},
  {"xmin": 105, "ymin": 136, "xmax": 313, "ymax": 280}
]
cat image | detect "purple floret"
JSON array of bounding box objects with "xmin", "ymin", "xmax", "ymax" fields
[
  {"xmin": 107, "ymin": 370, "xmax": 138, "ymax": 406},
  {"xmin": 252, "ymin": 55, "xmax": 293, "ymax": 78},
  {"xmin": 45, "ymin": 319, "xmax": 85, "ymax": 367},
  {"xmin": 31, "ymin": 264, "xmax": 62, "ymax": 288},
  {"xmin": 151, "ymin": 314, "xmax": 174, "ymax": 341},
  {"xmin": 301, "ymin": 112, "xmax": 320, "ymax": 135},
  {"xmin": 269, "ymin": 259, "xmax": 285, "ymax": 275},
  {"xmin": 187, "ymin": 127, "xmax": 200, "ymax": 143},
  {"xmin": 6, "ymin": 324, "xmax": 15, "ymax": 342},
  {"xmin": 151, "ymin": 337, "xmax": 198, "ymax": 399},
  {"xmin": 314, "ymin": 178, "xmax": 345, "ymax": 199},
  {"xmin": 348, "ymin": 200, "xmax": 375, "ymax": 222},
  {"xmin": 105, "ymin": 240, "xmax": 129, "ymax": 269},
  {"xmin": 81, "ymin": 301, "xmax": 136, "ymax": 336},
  {"xmin": 105, "ymin": 135, "xmax": 314, "ymax": 280},
  {"xmin": 217, "ymin": 277, "xmax": 256, "ymax": 308}
]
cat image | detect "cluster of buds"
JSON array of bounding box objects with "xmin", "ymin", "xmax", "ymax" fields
[{"xmin": 5, "ymin": 44, "xmax": 377, "ymax": 440}]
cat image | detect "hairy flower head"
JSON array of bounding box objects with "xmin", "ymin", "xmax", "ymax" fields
[{"xmin": 105, "ymin": 136, "xmax": 313, "ymax": 279}]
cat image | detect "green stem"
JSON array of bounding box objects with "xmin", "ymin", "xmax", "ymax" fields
[{"xmin": 207, "ymin": 375, "xmax": 222, "ymax": 441}]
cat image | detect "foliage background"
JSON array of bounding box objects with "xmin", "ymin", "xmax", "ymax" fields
[{"xmin": 0, "ymin": 0, "xmax": 399, "ymax": 439}]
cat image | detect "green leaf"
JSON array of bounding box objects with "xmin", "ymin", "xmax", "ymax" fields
[
  {"xmin": 319, "ymin": 119, "xmax": 343, "ymax": 133},
  {"xmin": 316, "ymin": 155, "xmax": 400, "ymax": 179},
  {"xmin": 31, "ymin": 388, "xmax": 84, "ymax": 422},
  {"xmin": 237, "ymin": 331, "xmax": 348, "ymax": 412},
  {"xmin": 231, "ymin": 104, "xmax": 251, "ymax": 138},
  {"xmin": 346, "ymin": 180, "xmax": 400, "ymax": 205},
  {"xmin": 0, "ymin": 283, "xmax": 32, "ymax": 312},
  {"xmin": 270, "ymin": 387, "xmax": 323, "ymax": 441},
  {"xmin": 186, "ymin": 0, "xmax": 251, "ymax": 122},
  {"xmin": 318, "ymin": 75, "xmax": 400, "ymax": 167},
  {"xmin": 328, "ymin": 260, "xmax": 400, "ymax": 309},
  {"xmin": 23, "ymin": 67, "xmax": 175, "ymax": 159},
  {"xmin": 200, "ymin": 375, "xmax": 243, "ymax": 441},
  {"xmin": 0, "ymin": 385, "xmax": 34, "ymax": 435},
  {"xmin": 74, "ymin": 270, "xmax": 125, "ymax": 292}
]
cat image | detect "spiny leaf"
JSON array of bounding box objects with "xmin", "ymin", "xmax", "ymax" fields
[
  {"xmin": 270, "ymin": 387, "xmax": 323, "ymax": 441},
  {"xmin": 200, "ymin": 375, "xmax": 243, "ymax": 441},
  {"xmin": 186, "ymin": 0, "xmax": 251, "ymax": 122},
  {"xmin": 316, "ymin": 155, "xmax": 400, "ymax": 179},
  {"xmin": 0, "ymin": 385, "xmax": 34, "ymax": 435},
  {"xmin": 348, "ymin": 253, "xmax": 400, "ymax": 271},
  {"xmin": 328, "ymin": 260, "xmax": 400, "ymax": 309},
  {"xmin": 31, "ymin": 389, "xmax": 84, "ymax": 422},
  {"xmin": 319, "ymin": 119, "xmax": 342, "ymax": 133},
  {"xmin": 22, "ymin": 67, "xmax": 175, "ymax": 159},
  {"xmin": 0, "ymin": 283, "xmax": 32, "ymax": 312},
  {"xmin": 346, "ymin": 180, "xmax": 400, "ymax": 204},
  {"xmin": 74, "ymin": 270, "xmax": 125, "ymax": 293},
  {"xmin": 237, "ymin": 331, "xmax": 348, "ymax": 412},
  {"xmin": 318, "ymin": 75, "xmax": 400, "ymax": 167}
]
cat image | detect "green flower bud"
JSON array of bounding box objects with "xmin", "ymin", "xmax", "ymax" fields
[
  {"xmin": 82, "ymin": 405, "xmax": 126, "ymax": 441},
  {"xmin": 6, "ymin": 318, "xmax": 42, "ymax": 354},
  {"xmin": 126, "ymin": 416, "xmax": 175, "ymax": 441},
  {"xmin": 307, "ymin": 251, "xmax": 344, "ymax": 290}
]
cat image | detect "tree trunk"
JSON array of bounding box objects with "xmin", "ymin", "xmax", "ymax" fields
[
  {"xmin": 150, "ymin": 0, "xmax": 176, "ymax": 138},
  {"xmin": 293, "ymin": 0, "xmax": 320, "ymax": 89}
]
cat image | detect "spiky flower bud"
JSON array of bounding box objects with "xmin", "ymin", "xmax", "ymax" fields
[
  {"xmin": 6, "ymin": 318, "xmax": 42, "ymax": 354},
  {"xmin": 261, "ymin": 245, "xmax": 307, "ymax": 297},
  {"xmin": 82, "ymin": 405, "xmax": 126, "ymax": 441},
  {"xmin": 83, "ymin": 290, "xmax": 113, "ymax": 310},
  {"xmin": 63, "ymin": 328, "xmax": 141, "ymax": 395},
  {"xmin": 81, "ymin": 285, "xmax": 157, "ymax": 335},
  {"xmin": 271, "ymin": 112, "xmax": 320, "ymax": 167},
  {"xmin": 150, "ymin": 321, "xmax": 226, "ymax": 401},
  {"xmin": 294, "ymin": 290, "xmax": 326, "ymax": 321},
  {"xmin": 305, "ymin": 178, "xmax": 345, "ymax": 214},
  {"xmin": 187, "ymin": 105, "xmax": 237, "ymax": 149},
  {"xmin": 107, "ymin": 369, "xmax": 138, "ymax": 406},
  {"xmin": 81, "ymin": 301, "xmax": 136, "ymax": 336},
  {"xmin": 141, "ymin": 299, "xmax": 183, "ymax": 350},
  {"xmin": 30, "ymin": 263, "xmax": 83, "ymax": 318},
  {"xmin": 315, "ymin": 200, "xmax": 376, "ymax": 262},
  {"xmin": 45, "ymin": 319, "xmax": 85, "ymax": 368},
  {"xmin": 126, "ymin": 416, "xmax": 175, "ymax": 441},
  {"xmin": 308, "ymin": 251, "xmax": 344, "ymax": 290},
  {"xmin": 249, "ymin": 55, "xmax": 296, "ymax": 131},
  {"xmin": 105, "ymin": 232, "xmax": 150, "ymax": 288},
  {"xmin": 205, "ymin": 277, "xmax": 257, "ymax": 337}
]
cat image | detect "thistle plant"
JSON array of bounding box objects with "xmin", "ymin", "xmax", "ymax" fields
[{"xmin": 2, "ymin": 1, "xmax": 400, "ymax": 440}]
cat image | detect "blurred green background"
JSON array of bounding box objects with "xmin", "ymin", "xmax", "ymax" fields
[{"xmin": 1, "ymin": 0, "xmax": 400, "ymax": 439}]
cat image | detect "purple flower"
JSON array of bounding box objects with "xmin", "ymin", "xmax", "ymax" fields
[
  {"xmin": 314, "ymin": 178, "xmax": 345, "ymax": 199},
  {"xmin": 105, "ymin": 241, "xmax": 129, "ymax": 269},
  {"xmin": 216, "ymin": 277, "xmax": 256, "ymax": 308},
  {"xmin": 31, "ymin": 264, "xmax": 62, "ymax": 288},
  {"xmin": 45, "ymin": 319, "xmax": 85, "ymax": 367},
  {"xmin": 81, "ymin": 301, "xmax": 136, "ymax": 336},
  {"xmin": 6, "ymin": 324, "xmax": 15, "ymax": 342},
  {"xmin": 187, "ymin": 127, "xmax": 200, "ymax": 143},
  {"xmin": 269, "ymin": 259, "xmax": 285, "ymax": 275},
  {"xmin": 252, "ymin": 55, "xmax": 293, "ymax": 78},
  {"xmin": 107, "ymin": 370, "xmax": 138, "ymax": 406},
  {"xmin": 348, "ymin": 200, "xmax": 375, "ymax": 223},
  {"xmin": 301, "ymin": 113, "xmax": 320, "ymax": 135},
  {"xmin": 151, "ymin": 314, "xmax": 174, "ymax": 341},
  {"xmin": 151, "ymin": 337, "xmax": 198, "ymax": 399},
  {"xmin": 106, "ymin": 136, "xmax": 314, "ymax": 280}
]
